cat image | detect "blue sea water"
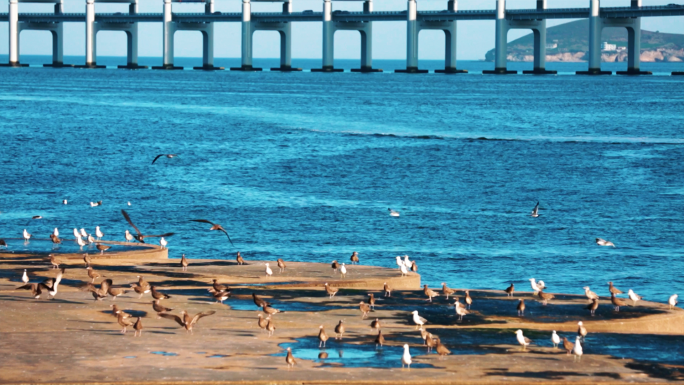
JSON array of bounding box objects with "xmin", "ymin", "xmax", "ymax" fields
[{"xmin": 1, "ymin": 57, "xmax": 683, "ymax": 302}]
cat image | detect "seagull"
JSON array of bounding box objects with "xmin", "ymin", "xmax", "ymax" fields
[
  {"xmin": 159, "ymin": 310, "xmax": 215, "ymax": 334},
  {"xmin": 133, "ymin": 317, "xmax": 143, "ymax": 337},
  {"xmin": 412, "ymin": 310, "xmax": 427, "ymax": 330},
  {"xmin": 80, "ymin": 228, "xmax": 88, "ymax": 238},
  {"xmin": 537, "ymin": 290, "xmax": 555, "ymax": 306},
  {"xmin": 537, "ymin": 280, "xmax": 546, "ymax": 291},
  {"xmin": 262, "ymin": 304, "xmax": 285, "ymax": 316},
  {"xmin": 189, "ymin": 219, "xmax": 234, "ymax": 246},
  {"xmin": 236, "ymin": 252, "xmax": 245, "ymax": 265},
  {"xmin": 375, "ymin": 330, "xmax": 385, "ymax": 348},
  {"xmin": 87, "ymin": 234, "xmax": 95, "ymax": 245},
  {"xmin": 152, "ymin": 154, "xmax": 177, "ymax": 164},
  {"xmin": 551, "ymin": 331, "xmax": 560, "ymax": 348},
  {"xmin": 562, "ymin": 337, "xmax": 574, "ymax": 355},
  {"xmin": 587, "ymin": 299, "xmax": 599, "ymax": 316},
  {"xmin": 515, "ymin": 329, "xmax": 531, "ymax": 351},
  {"xmin": 324, "ymin": 283, "xmax": 338, "ymax": 298},
  {"xmin": 285, "ymin": 347, "xmax": 296, "ymax": 369},
  {"xmin": 53, "ymin": 228, "xmax": 59, "ymax": 237},
  {"xmin": 350, "ymin": 251, "xmax": 359, "ymax": 264},
  {"xmin": 573, "ymin": 336, "xmax": 583, "ymax": 362},
  {"xmin": 577, "ymin": 321, "xmax": 588, "ymax": 340},
  {"xmin": 596, "ymin": 238, "xmax": 615, "ymax": 247},
  {"xmin": 22, "ymin": 229, "xmax": 31, "ymax": 242},
  {"xmin": 152, "ymin": 300, "xmax": 173, "ymax": 316},
  {"xmin": 86, "ymin": 266, "xmax": 101, "ymax": 283},
  {"xmin": 529, "ymin": 278, "xmax": 541, "ymax": 294},
  {"xmin": 180, "ymin": 254, "xmax": 189, "ymax": 272},
  {"xmin": 401, "ymin": 344, "xmax": 412, "ymax": 369},
  {"xmin": 403, "ymin": 255, "xmax": 411, "ymax": 267},
  {"xmin": 517, "ymin": 299, "xmax": 525, "ymax": 316},
  {"xmin": 127, "ymin": 201, "xmax": 131, "ymax": 206},
  {"xmin": 608, "ymin": 281, "xmax": 623, "ymax": 296},
  {"xmin": 441, "ymin": 283, "xmax": 456, "ymax": 300},
  {"xmin": 90, "ymin": 201, "xmax": 102, "ymax": 207},
  {"xmin": 318, "ymin": 325, "xmax": 328, "ymax": 347},
  {"xmin": 423, "ymin": 285, "xmax": 438, "ymax": 302},
  {"xmin": 583, "ymin": 286, "xmax": 599, "ymax": 301},
  {"xmin": 359, "ymin": 301, "xmax": 370, "ymax": 319},
  {"xmin": 669, "ymin": 294, "xmax": 678, "ymax": 310},
  {"xmin": 340, "ymin": 263, "xmax": 347, "ymax": 278},
  {"xmin": 73, "ymin": 228, "xmax": 80, "ymax": 239},
  {"xmin": 125, "ymin": 230, "xmax": 134, "ymax": 243},
  {"xmin": 334, "ymin": 320, "xmax": 345, "ymax": 340},
  {"xmin": 395, "ymin": 256, "xmax": 404, "ymax": 269},
  {"xmin": 117, "ymin": 313, "xmax": 134, "ymax": 334},
  {"xmin": 265, "ymin": 263, "xmax": 272, "ymax": 278},
  {"xmin": 505, "ymin": 283, "xmax": 515, "ymax": 298},
  {"xmin": 151, "ymin": 286, "xmax": 171, "ymax": 301},
  {"xmin": 257, "ymin": 314, "xmax": 268, "ymax": 332},
  {"xmin": 121, "ymin": 210, "xmax": 175, "ymax": 243},
  {"xmin": 455, "ymin": 301, "xmax": 470, "ymax": 321},
  {"xmin": 388, "ymin": 208, "xmax": 400, "ymax": 217},
  {"xmin": 95, "ymin": 226, "xmax": 104, "ymax": 240},
  {"xmin": 435, "ymin": 338, "xmax": 451, "ymax": 358},
  {"xmin": 277, "ymin": 258, "xmax": 286, "ymax": 273},
  {"xmin": 50, "ymin": 254, "xmax": 61, "ymax": 269},
  {"xmin": 266, "ymin": 318, "xmax": 275, "ymax": 336},
  {"xmin": 62, "ymin": 199, "xmax": 68, "ymax": 205},
  {"xmin": 411, "ymin": 260, "xmax": 418, "ymax": 272},
  {"xmin": 367, "ymin": 293, "xmax": 376, "ymax": 310},
  {"xmin": 400, "ymin": 264, "xmax": 408, "ymax": 277},
  {"xmin": 383, "ymin": 282, "xmax": 391, "ymax": 297},
  {"xmin": 611, "ymin": 293, "xmax": 627, "ymax": 312},
  {"xmin": 21, "ymin": 269, "xmax": 28, "ymax": 284},
  {"xmin": 0, "ymin": 239, "xmax": 7, "ymax": 248},
  {"xmin": 50, "ymin": 234, "xmax": 61, "ymax": 248},
  {"xmin": 96, "ymin": 243, "xmax": 111, "ymax": 255},
  {"xmin": 628, "ymin": 289, "xmax": 643, "ymax": 306},
  {"xmin": 465, "ymin": 290, "xmax": 473, "ymax": 309},
  {"xmin": 370, "ymin": 318, "xmax": 381, "ymax": 333},
  {"xmin": 76, "ymin": 236, "xmax": 86, "ymax": 250},
  {"xmin": 531, "ymin": 201, "xmax": 540, "ymax": 217},
  {"xmin": 160, "ymin": 237, "xmax": 168, "ymax": 249}
]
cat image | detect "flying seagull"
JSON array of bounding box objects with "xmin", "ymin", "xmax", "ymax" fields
[
  {"xmin": 388, "ymin": 208, "xmax": 400, "ymax": 217},
  {"xmin": 121, "ymin": 210, "xmax": 174, "ymax": 243},
  {"xmin": 152, "ymin": 154, "xmax": 177, "ymax": 164},
  {"xmin": 159, "ymin": 310, "xmax": 216, "ymax": 334},
  {"xmin": 190, "ymin": 219, "xmax": 234, "ymax": 246},
  {"xmin": 531, "ymin": 202, "xmax": 540, "ymax": 217}
]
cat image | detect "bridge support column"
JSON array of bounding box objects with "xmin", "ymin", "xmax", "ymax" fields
[
  {"xmin": 193, "ymin": 0, "xmax": 223, "ymax": 70},
  {"xmin": 396, "ymin": 0, "xmax": 426, "ymax": 73},
  {"xmin": 3, "ymin": 0, "xmax": 26, "ymax": 67},
  {"xmin": 77, "ymin": 0, "xmax": 105, "ymax": 68},
  {"xmin": 312, "ymin": 0, "xmax": 341, "ymax": 72},
  {"xmin": 616, "ymin": 0, "xmax": 650, "ymax": 75},
  {"xmin": 271, "ymin": 1, "xmax": 301, "ymax": 71},
  {"xmin": 435, "ymin": 0, "xmax": 466, "ymax": 74},
  {"xmin": 43, "ymin": 1, "xmax": 68, "ymax": 67},
  {"xmin": 350, "ymin": 0, "xmax": 381, "ymax": 72},
  {"xmin": 153, "ymin": 0, "xmax": 181, "ymax": 69},
  {"xmin": 118, "ymin": 1, "xmax": 147, "ymax": 69},
  {"xmin": 483, "ymin": 0, "xmax": 515, "ymax": 74},
  {"xmin": 231, "ymin": 0, "xmax": 261, "ymax": 71},
  {"xmin": 577, "ymin": 0, "xmax": 610, "ymax": 74},
  {"xmin": 522, "ymin": 0, "xmax": 556, "ymax": 74}
]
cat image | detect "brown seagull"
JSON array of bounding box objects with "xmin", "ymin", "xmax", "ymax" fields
[
  {"xmin": 121, "ymin": 210, "xmax": 175, "ymax": 244},
  {"xmin": 160, "ymin": 310, "xmax": 216, "ymax": 334},
  {"xmin": 190, "ymin": 219, "xmax": 234, "ymax": 246}
]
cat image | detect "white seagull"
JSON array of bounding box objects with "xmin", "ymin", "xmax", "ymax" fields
[
  {"xmin": 90, "ymin": 201, "xmax": 102, "ymax": 207},
  {"xmin": 160, "ymin": 237, "xmax": 168, "ymax": 249},
  {"xmin": 573, "ymin": 336, "xmax": 583, "ymax": 362},
  {"xmin": 551, "ymin": 331, "xmax": 560, "ymax": 348},
  {"xmin": 77, "ymin": 236, "xmax": 86, "ymax": 250},
  {"xmin": 80, "ymin": 228, "xmax": 88, "ymax": 238},
  {"xmin": 400, "ymin": 264, "xmax": 408, "ymax": 277},
  {"xmin": 21, "ymin": 269, "xmax": 29, "ymax": 284},
  {"xmin": 401, "ymin": 344, "xmax": 412, "ymax": 369},
  {"xmin": 403, "ymin": 255, "xmax": 411, "ymax": 268},
  {"xmin": 127, "ymin": 201, "xmax": 131, "ymax": 206},
  {"xmin": 628, "ymin": 289, "xmax": 643, "ymax": 306},
  {"xmin": 125, "ymin": 230, "xmax": 134, "ymax": 243},
  {"xmin": 87, "ymin": 234, "xmax": 95, "ymax": 244},
  {"xmin": 529, "ymin": 278, "xmax": 541, "ymax": 294},
  {"xmin": 395, "ymin": 256, "xmax": 404, "ymax": 269},
  {"xmin": 531, "ymin": 201, "xmax": 540, "ymax": 217},
  {"xmin": 388, "ymin": 208, "xmax": 400, "ymax": 217},
  {"xmin": 265, "ymin": 263, "xmax": 273, "ymax": 278},
  {"xmin": 515, "ymin": 329, "xmax": 531, "ymax": 351},
  {"xmin": 537, "ymin": 280, "xmax": 546, "ymax": 290},
  {"xmin": 455, "ymin": 301, "xmax": 469, "ymax": 321},
  {"xmin": 583, "ymin": 286, "xmax": 599, "ymax": 300},
  {"xmin": 95, "ymin": 226, "xmax": 104, "ymax": 240},
  {"xmin": 47, "ymin": 272, "xmax": 62, "ymax": 299},
  {"xmin": 73, "ymin": 228, "xmax": 80, "ymax": 239},
  {"xmin": 340, "ymin": 263, "xmax": 347, "ymax": 278},
  {"xmin": 411, "ymin": 310, "xmax": 427, "ymax": 330},
  {"xmin": 669, "ymin": 294, "xmax": 678, "ymax": 310},
  {"xmin": 62, "ymin": 199, "xmax": 68, "ymax": 205},
  {"xmin": 53, "ymin": 228, "xmax": 59, "ymax": 237},
  {"xmin": 22, "ymin": 229, "xmax": 31, "ymax": 242},
  {"xmin": 596, "ymin": 238, "xmax": 615, "ymax": 247}
]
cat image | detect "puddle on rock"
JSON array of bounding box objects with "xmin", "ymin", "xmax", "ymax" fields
[
  {"xmin": 150, "ymin": 351, "xmax": 178, "ymax": 356},
  {"xmin": 277, "ymin": 337, "xmax": 433, "ymax": 369}
]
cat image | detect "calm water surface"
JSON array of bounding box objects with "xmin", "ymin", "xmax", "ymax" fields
[{"xmin": 1, "ymin": 59, "xmax": 683, "ymax": 302}]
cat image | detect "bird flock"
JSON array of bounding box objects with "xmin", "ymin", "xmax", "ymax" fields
[{"xmin": 3, "ymin": 197, "xmax": 681, "ymax": 371}]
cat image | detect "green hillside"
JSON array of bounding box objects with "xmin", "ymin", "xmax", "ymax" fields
[{"xmin": 484, "ymin": 19, "xmax": 684, "ymax": 61}]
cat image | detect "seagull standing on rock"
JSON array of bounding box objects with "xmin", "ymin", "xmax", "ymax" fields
[
  {"xmin": 412, "ymin": 310, "xmax": 427, "ymax": 330},
  {"xmin": 628, "ymin": 289, "xmax": 643, "ymax": 306},
  {"xmin": 669, "ymin": 294, "xmax": 678, "ymax": 310},
  {"xmin": 515, "ymin": 330, "xmax": 531, "ymax": 351},
  {"xmin": 160, "ymin": 237, "xmax": 168, "ymax": 249},
  {"xmin": 400, "ymin": 264, "xmax": 408, "ymax": 277},
  {"xmin": 95, "ymin": 226, "xmax": 104, "ymax": 240},
  {"xmin": 53, "ymin": 228, "xmax": 59, "ymax": 237},
  {"xmin": 401, "ymin": 344, "xmax": 412, "ymax": 369},
  {"xmin": 551, "ymin": 331, "xmax": 560, "ymax": 348},
  {"xmin": 573, "ymin": 337, "xmax": 583, "ymax": 362},
  {"xmin": 340, "ymin": 263, "xmax": 347, "ymax": 278},
  {"xmin": 265, "ymin": 263, "xmax": 273, "ymax": 278},
  {"xmin": 529, "ymin": 278, "xmax": 541, "ymax": 295},
  {"xmin": 21, "ymin": 269, "xmax": 29, "ymax": 284},
  {"xmin": 23, "ymin": 229, "xmax": 31, "ymax": 242},
  {"xmin": 583, "ymin": 286, "xmax": 599, "ymax": 301}
]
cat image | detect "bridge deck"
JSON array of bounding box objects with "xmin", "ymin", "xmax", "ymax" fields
[{"xmin": 0, "ymin": 5, "xmax": 682, "ymax": 23}]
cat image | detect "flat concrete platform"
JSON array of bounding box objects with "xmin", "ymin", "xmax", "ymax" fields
[
  {"xmin": 435, "ymin": 68, "xmax": 468, "ymax": 74},
  {"xmin": 0, "ymin": 254, "xmax": 683, "ymax": 384},
  {"xmin": 270, "ymin": 66, "xmax": 303, "ymax": 72},
  {"xmin": 672, "ymin": 72, "xmax": 684, "ymax": 76}
]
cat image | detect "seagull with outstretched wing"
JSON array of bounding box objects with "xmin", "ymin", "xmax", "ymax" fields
[
  {"xmin": 152, "ymin": 154, "xmax": 177, "ymax": 164},
  {"xmin": 159, "ymin": 310, "xmax": 216, "ymax": 334},
  {"xmin": 190, "ymin": 219, "xmax": 234, "ymax": 247},
  {"xmin": 121, "ymin": 210, "xmax": 175, "ymax": 243}
]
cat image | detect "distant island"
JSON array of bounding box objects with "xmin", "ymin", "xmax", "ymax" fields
[{"xmin": 485, "ymin": 19, "xmax": 684, "ymax": 62}]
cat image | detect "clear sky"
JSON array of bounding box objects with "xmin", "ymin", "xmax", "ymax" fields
[{"xmin": 0, "ymin": 0, "xmax": 682, "ymax": 61}]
